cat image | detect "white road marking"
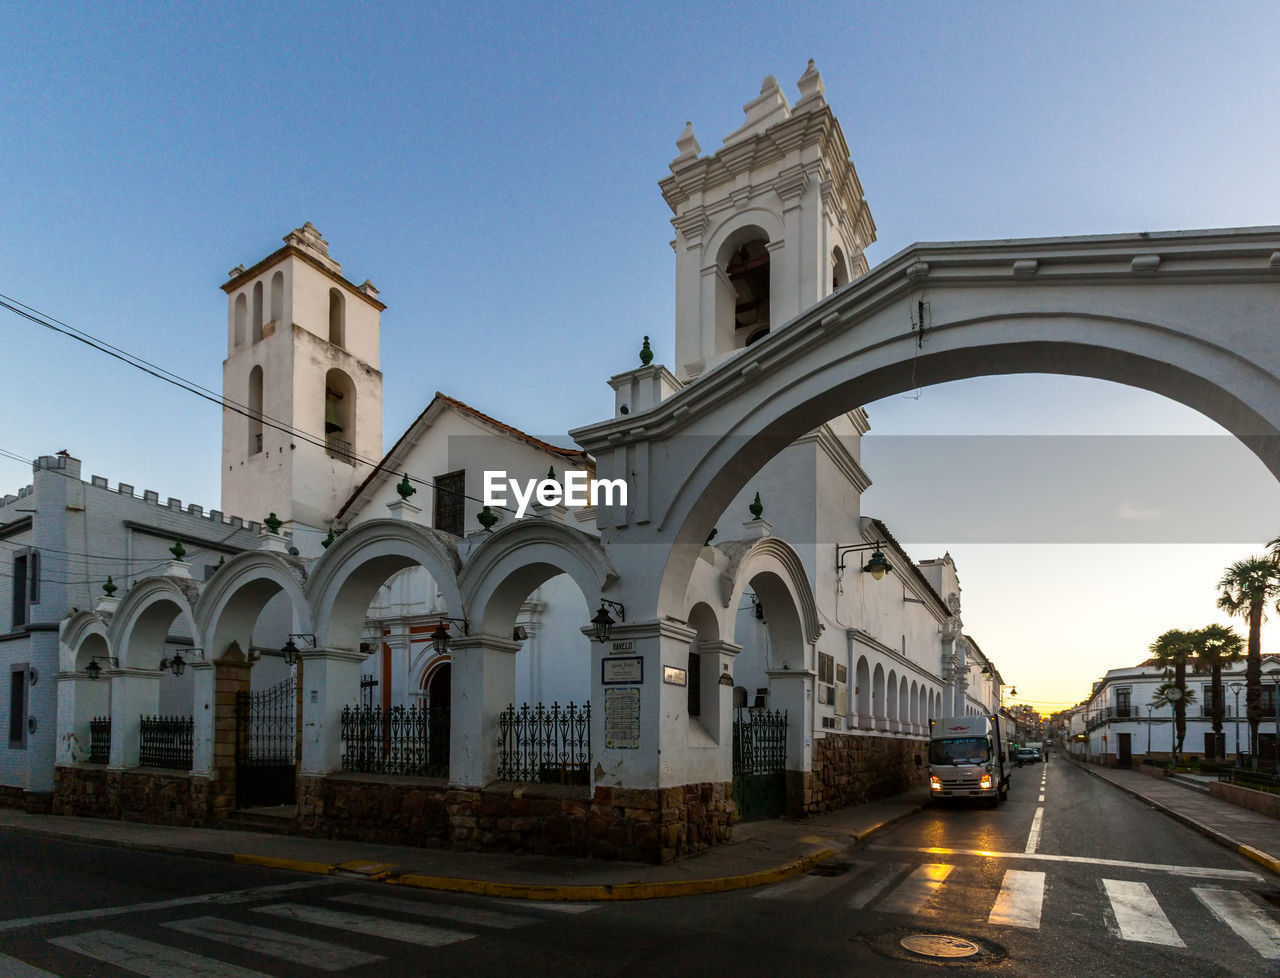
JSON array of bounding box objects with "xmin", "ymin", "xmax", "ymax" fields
[
  {"xmin": 846, "ymin": 862, "xmax": 910, "ymax": 909},
  {"xmin": 163, "ymin": 915, "xmax": 383, "ymax": 971},
  {"xmin": 870, "ymin": 846, "xmax": 1261, "ymax": 880},
  {"xmin": 1194, "ymin": 887, "xmax": 1280, "ymax": 960},
  {"xmin": 488, "ymin": 899, "xmax": 599, "ymax": 913},
  {"xmin": 254, "ymin": 903, "xmax": 474, "ymax": 947},
  {"xmin": 0, "ymin": 952, "xmax": 61, "ymax": 977},
  {"xmin": 49, "ymin": 929, "xmax": 273, "ymax": 977},
  {"xmin": 1038, "ymin": 794, "xmax": 1045, "ymax": 802},
  {"xmin": 987, "ymin": 869, "xmax": 1046, "ymax": 929},
  {"xmin": 1102, "ymin": 879, "xmax": 1185, "ymax": 947},
  {"xmin": 877, "ymin": 863, "xmax": 953, "ymax": 916},
  {"xmin": 0, "ymin": 880, "xmax": 342, "ymax": 933},
  {"xmin": 1025, "ymin": 808, "xmax": 1044, "ymax": 854},
  {"xmin": 331, "ymin": 892, "xmax": 535, "ymax": 928}
]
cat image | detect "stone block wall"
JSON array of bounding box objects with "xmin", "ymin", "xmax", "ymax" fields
[
  {"xmin": 805, "ymin": 732, "xmax": 927, "ymax": 814},
  {"xmin": 296, "ymin": 776, "xmax": 735, "ymax": 864},
  {"xmin": 53, "ymin": 767, "xmax": 215, "ymax": 826}
]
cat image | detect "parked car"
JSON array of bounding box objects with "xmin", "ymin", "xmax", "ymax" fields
[{"xmin": 1015, "ymin": 747, "xmax": 1039, "ymax": 766}]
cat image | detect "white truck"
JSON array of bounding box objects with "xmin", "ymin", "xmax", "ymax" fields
[{"xmin": 928, "ymin": 714, "xmax": 1013, "ymax": 807}]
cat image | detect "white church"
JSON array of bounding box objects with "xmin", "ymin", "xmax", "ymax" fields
[{"xmin": 41, "ymin": 64, "xmax": 1017, "ymax": 862}]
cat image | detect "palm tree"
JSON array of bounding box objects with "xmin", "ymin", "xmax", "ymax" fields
[
  {"xmin": 1150, "ymin": 680, "xmax": 1196, "ymax": 766},
  {"xmin": 1189, "ymin": 624, "xmax": 1244, "ymax": 760},
  {"xmin": 1217, "ymin": 557, "xmax": 1280, "ymax": 767},
  {"xmin": 1149, "ymin": 629, "xmax": 1196, "ymax": 763}
]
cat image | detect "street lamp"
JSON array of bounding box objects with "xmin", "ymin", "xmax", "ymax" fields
[
  {"xmin": 1229, "ymin": 681, "xmax": 1244, "ymax": 764},
  {"xmin": 281, "ymin": 633, "xmax": 316, "ymax": 666},
  {"xmin": 158, "ymin": 648, "xmax": 204, "ymax": 677},
  {"xmin": 835, "ymin": 541, "xmax": 894, "ymax": 580},
  {"xmin": 590, "ymin": 600, "xmax": 625, "ymax": 643},
  {"xmin": 430, "ymin": 618, "xmax": 470, "ymax": 654},
  {"xmin": 1146, "ymin": 704, "xmax": 1153, "ymax": 758}
]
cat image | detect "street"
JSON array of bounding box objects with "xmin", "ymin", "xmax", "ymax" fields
[{"xmin": 0, "ymin": 759, "xmax": 1276, "ymax": 977}]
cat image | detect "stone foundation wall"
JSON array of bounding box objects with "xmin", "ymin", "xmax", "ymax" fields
[
  {"xmin": 1210, "ymin": 780, "xmax": 1280, "ymax": 818},
  {"xmin": 804, "ymin": 733, "xmax": 928, "ymax": 814},
  {"xmin": 53, "ymin": 767, "xmax": 215, "ymax": 826},
  {"xmin": 296, "ymin": 776, "xmax": 735, "ymax": 864}
]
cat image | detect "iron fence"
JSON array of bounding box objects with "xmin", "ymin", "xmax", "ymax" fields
[
  {"xmin": 732, "ymin": 708, "xmax": 788, "ymax": 776},
  {"xmin": 340, "ymin": 704, "xmax": 449, "ymax": 777},
  {"xmin": 138, "ymin": 715, "xmax": 193, "ymax": 770},
  {"xmin": 497, "ymin": 702, "xmax": 590, "ymax": 785},
  {"xmin": 1218, "ymin": 766, "xmax": 1280, "ymax": 794},
  {"xmin": 89, "ymin": 716, "xmax": 110, "ymax": 765},
  {"xmin": 237, "ymin": 677, "xmax": 296, "ymax": 767}
]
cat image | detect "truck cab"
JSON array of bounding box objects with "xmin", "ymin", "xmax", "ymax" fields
[{"xmin": 928, "ymin": 715, "xmax": 1013, "ymax": 807}]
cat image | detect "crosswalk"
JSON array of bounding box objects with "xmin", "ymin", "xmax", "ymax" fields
[
  {"xmin": 752, "ymin": 857, "xmax": 1280, "ymax": 961},
  {"xmin": 3, "ymin": 888, "xmax": 602, "ymax": 977}
]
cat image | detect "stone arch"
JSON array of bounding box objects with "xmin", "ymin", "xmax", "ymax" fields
[
  {"xmin": 872, "ymin": 663, "xmax": 886, "ymax": 729},
  {"xmin": 707, "ymin": 215, "xmax": 786, "ymax": 357},
  {"xmin": 307, "ymin": 520, "xmax": 463, "ymax": 652},
  {"xmin": 60, "ymin": 611, "xmax": 111, "ymax": 674},
  {"xmin": 109, "ymin": 578, "xmax": 199, "ymax": 671},
  {"xmin": 57, "ymin": 613, "xmax": 114, "ymax": 766},
  {"xmin": 194, "ymin": 551, "xmax": 310, "ymax": 661},
  {"xmin": 909, "ymin": 679, "xmax": 919, "ymax": 729},
  {"xmin": 886, "ymin": 668, "xmax": 898, "ymax": 726},
  {"xmin": 459, "ymin": 519, "xmax": 617, "ymax": 640},
  {"xmin": 719, "ymin": 536, "xmax": 821, "ymax": 653},
  {"xmin": 855, "ymin": 656, "xmax": 871, "ymax": 726},
  {"xmin": 898, "ymin": 676, "xmax": 910, "ymax": 732},
  {"xmin": 831, "ymin": 244, "xmax": 850, "ymax": 290}
]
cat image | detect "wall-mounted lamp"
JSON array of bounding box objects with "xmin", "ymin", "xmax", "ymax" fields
[
  {"xmin": 281, "ymin": 633, "xmax": 316, "ymax": 666},
  {"xmin": 84, "ymin": 656, "xmax": 118, "ymax": 681},
  {"xmin": 591, "ymin": 600, "xmax": 626, "ymax": 643},
  {"xmin": 512, "ymin": 625, "xmax": 529, "ymax": 642},
  {"xmin": 751, "ymin": 594, "xmax": 765, "ymax": 621},
  {"xmin": 835, "ymin": 541, "xmax": 893, "ymax": 580},
  {"xmin": 159, "ymin": 648, "xmax": 205, "ymax": 678},
  {"xmin": 430, "ymin": 618, "xmax": 470, "ymax": 654}
]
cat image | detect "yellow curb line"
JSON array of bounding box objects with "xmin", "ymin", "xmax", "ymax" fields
[
  {"xmin": 1237, "ymin": 844, "xmax": 1280, "ymax": 878},
  {"xmin": 388, "ymin": 847, "xmax": 840, "ymax": 902},
  {"xmin": 233, "ymin": 854, "xmax": 340, "ymax": 876}
]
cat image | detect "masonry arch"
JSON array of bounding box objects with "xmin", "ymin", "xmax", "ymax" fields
[
  {"xmin": 718, "ymin": 536, "xmax": 821, "ymax": 671},
  {"xmin": 57, "ymin": 613, "xmax": 112, "ymax": 766},
  {"xmin": 195, "ymin": 551, "xmax": 309, "ymax": 670}
]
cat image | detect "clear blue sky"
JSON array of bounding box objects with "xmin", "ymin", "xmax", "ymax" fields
[{"xmin": 4, "ymin": 2, "xmax": 1280, "ymax": 711}]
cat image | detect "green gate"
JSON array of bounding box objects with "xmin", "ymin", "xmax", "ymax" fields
[{"xmin": 732, "ymin": 707, "xmax": 788, "ymax": 819}]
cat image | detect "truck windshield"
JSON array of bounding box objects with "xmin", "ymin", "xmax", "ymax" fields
[{"xmin": 929, "ymin": 737, "xmax": 991, "ymax": 765}]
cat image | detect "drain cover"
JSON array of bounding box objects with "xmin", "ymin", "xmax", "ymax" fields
[{"xmin": 900, "ymin": 935, "xmax": 981, "ymax": 959}]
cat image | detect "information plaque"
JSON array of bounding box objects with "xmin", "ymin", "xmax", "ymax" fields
[
  {"xmin": 604, "ymin": 688, "xmax": 640, "ymax": 749},
  {"xmin": 602, "ymin": 656, "xmax": 643, "ymax": 686}
]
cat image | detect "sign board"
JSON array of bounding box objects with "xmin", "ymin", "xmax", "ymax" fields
[
  {"xmin": 604, "ymin": 688, "xmax": 640, "ymax": 749},
  {"xmin": 602, "ymin": 656, "xmax": 643, "ymax": 686},
  {"xmin": 610, "ymin": 639, "xmax": 635, "ymax": 655},
  {"xmin": 662, "ymin": 665, "xmax": 687, "ymax": 687}
]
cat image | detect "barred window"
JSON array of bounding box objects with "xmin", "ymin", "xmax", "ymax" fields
[
  {"xmin": 434, "ymin": 470, "xmax": 465, "ymax": 537},
  {"xmin": 8, "ymin": 667, "xmax": 26, "ymax": 748}
]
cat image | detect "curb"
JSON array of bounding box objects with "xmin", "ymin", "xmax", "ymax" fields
[{"xmin": 1072, "ymin": 760, "xmax": 1280, "ymax": 879}]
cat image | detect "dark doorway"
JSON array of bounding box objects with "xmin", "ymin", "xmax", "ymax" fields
[
  {"xmin": 236, "ymin": 676, "xmax": 297, "ymax": 808},
  {"xmin": 426, "ymin": 663, "xmax": 451, "ymax": 773},
  {"xmin": 1117, "ymin": 732, "xmax": 1132, "ymax": 769}
]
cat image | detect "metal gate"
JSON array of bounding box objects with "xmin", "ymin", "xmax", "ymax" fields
[
  {"xmin": 236, "ymin": 677, "xmax": 297, "ymax": 808},
  {"xmin": 732, "ymin": 707, "xmax": 788, "ymax": 819}
]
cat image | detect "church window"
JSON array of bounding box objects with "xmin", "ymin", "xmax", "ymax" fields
[
  {"xmin": 233, "ymin": 294, "xmax": 247, "ymax": 347},
  {"xmin": 832, "ymin": 245, "xmax": 850, "ymax": 291},
  {"xmin": 329, "ymin": 289, "xmax": 345, "ymax": 347},
  {"xmin": 727, "ymin": 238, "xmax": 770, "ymax": 346},
  {"xmin": 248, "ymin": 365, "xmax": 264, "ymax": 455},
  {"xmin": 252, "ymin": 282, "xmax": 264, "ymax": 343},
  {"xmin": 324, "ymin": 368, "xmax": 356, "ymax": 463},
  {"xmin": 433, "ymin": 470, "xmax": 465, "ymax": 537},
  {"xmin": 269, "ymin": 271, "xmax": 283, "ymax": 325}
]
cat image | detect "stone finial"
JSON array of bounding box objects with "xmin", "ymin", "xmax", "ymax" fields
[
  {"xmin": 227, "ymin": 264, "xmax": 245, "ymax": 278},
  {"xmin": 675, "ymin": 121, "xmax": 701, "ymax": 159},
  {"xmin": 284, "ymin": 222, "xmax": 341, "ymax": 273},
  {"xmin": 760, "ymin": 74, "xmax": 781, "ymax": 95},
  {"xmin": 640, "ymin": 336, "xmax": 654, "ymax": 366},
  {"xmin": 264, "ymin": 512, "xmax": 283, "ymax": 534},
  {"xmin": 748, "ymin": 492, "xmax": 763, "ymax": 520},
  {"xmin": 358, "ymin": 279, "xmax": 379, "ymax": 299},
  {"xmin": 478, "ymin": 506, "xmax": 499, "ymax": 531},
  {"xmin": 102, "ymin": 576, "xmax": 117, "ymax": 597},
  {"xmin": 795, "ymin": 59, "xmax": 826, "ymax": 106},
  {"xmin": 169, "ymin": 540, "xmax": 186, "ymax": 561},
  {"xmin": 396, "ymin": 473, "xmax": 417, "ymax": 500}
]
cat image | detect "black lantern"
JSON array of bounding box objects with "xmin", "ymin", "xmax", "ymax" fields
[
  {"xmin": 835, "ymin": 541, "xmax": 893, "ymax": 580},
  {"xmin": 85, "ymin": 659, "xmax": 102, "ymax": 681},
  {"xmin": 591, "ymin": 600, "xmax": 626, "ymax": 643},
  {"xmin": 281, "ymin": 633, "xmax": 317, "ymax": 666},
  {"xmin": 862, "ymin": 548, "xmax": 893, "ymax": 580},
  {"xmin": 429, "ymin": 618, "xmax": 470, "ymax": 654},
  {"xmin": 158, "ymin": 649, "xmax": 202, "ymax": 677}
]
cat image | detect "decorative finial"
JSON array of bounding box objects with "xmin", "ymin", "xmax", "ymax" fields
[
  {"xmin": 478, "ymin": 506, "xmax": 499, "ymax": 531},
  {"xmin": 748, "ymin": 492, "xmax": 763, "ymax": 520},
  {"xmin": 675, "ymin": 121, "xmax": 701, "ymax": 158},
  {"xmin": 170, "ymin": 540, "xmax": 186, "ymax": 561},
  {"xmin": 264, "ymin": 512, "xmax": 283, "ymax": 534},
  {"xmin": 704, "ymin": 528, "xmax": 717, "ymax": 546},
  {"xmin": 640, "ymin": 335, "xmax": 654, "ymax": 366},
  {"xmin": 321, "ymin": 528, "xmax": 335, "ymax": 549},
  {"xmin": 103, "ymin": 576, "xmax": 117, "ymax": 597},
  {"xmin": 396, "ymin": 473, "xmax": 417, "ymax": 500},
  {"xmin": 216, "ymin": 556, "xmax": 226, "ymax": 569},
  {"xmin": 547, "ymin": 465, "xmax": 556, "ymax": 481}
]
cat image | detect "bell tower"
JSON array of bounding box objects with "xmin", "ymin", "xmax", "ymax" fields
[
  {"xmin": 220, "ymin": 223, "xmax": 384, "ymax": 534},
  {"xmin": 659, "ymin": 62, "xmax": 877, "ymax": 381}
]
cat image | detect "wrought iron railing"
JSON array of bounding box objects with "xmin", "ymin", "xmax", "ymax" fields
[
  {"xmin": 138, "ymin": 715, "xmax": 193, "ymax": 770},
  {"xmin": 340, "ymin": 704, "xmax": 449, "ymax": 777},
  {"xmin": 497, "ymin": 702, "xmax": 590, "ymax": 785},
  {"xmin": 89, "ymin": 716, "xmax": 110, "ymax": 764},
  {"xmin": 1218, "ymin": 766, "xmax": 1280, "ymax": 793},
  {"xmin": 238, "ymin": 677, "xmax": 296, "ymax": 767},
  {"xmin": 732, "ymin": 707, "xmax": 788, "ymax": 776}
]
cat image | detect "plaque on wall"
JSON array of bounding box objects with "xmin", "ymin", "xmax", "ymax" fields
[
  {"xmin": 602, "ymin": 656, "xmax": 643, "ymax": 686},
  {"xmin": 610, "ymin": 639, "xmax": 635, "ymax": 654},
  {"xmin": 604, "ymin": 687, "xmax": 640, "ymax": 749},
  {"xmin": 662, "ymin": 665, "xmax": 687, "ymax": 686}
]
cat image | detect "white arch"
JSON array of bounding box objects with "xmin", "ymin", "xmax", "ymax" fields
[
  {"xmin": 194, "ymin": 551, "xmax": 310, "ymax": 659},
  {"xmin": 718, "ymin": 536, "xmax": 822, "ymax": 649},
  {"xmin": 307, "ymin": 520, "xmax": 463, "ymax": 651},
  {"xmin": 108, "ymin": 577, "xmax": 199, "ymax": 670},
  {"xmin": 459, "ymin": 519, "xmax": 617, "ymax": 638},
  {"xmin": 60, "ymin": 611, "xmax": 111, "ymax": 673}
]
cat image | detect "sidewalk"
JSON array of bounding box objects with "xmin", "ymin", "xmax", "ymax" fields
[
  {"xmin": 0, "ymin": 787, "xmax": 931, "ymax": 901},
  {"xmin": 1074, "ymin": 761, "xmax": 1280, "ymax": 877}
]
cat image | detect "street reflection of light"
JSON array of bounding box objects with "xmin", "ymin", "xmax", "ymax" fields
[{"xmin": 922, "ymin": 863, "xmax": 951, "ymax": 881}]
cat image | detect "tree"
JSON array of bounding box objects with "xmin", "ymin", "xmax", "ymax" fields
[
  {"xmin": 1189, "ymin": 624, "xmax": 1244, "ymax": 760},
  {"xmin": 1150, "ymin": 680, "xmax": 1196, "ymax": 766},
  {"xmin": 1216, "ymin": 557, "xmax": 1280, "ymax": 767},
  {"xmin": 1149, "ymin": 629, "xmax": 1196, "ymax": 763}
]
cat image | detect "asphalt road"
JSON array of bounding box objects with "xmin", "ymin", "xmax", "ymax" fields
[{"xmin": 0, "ymin": 758, "xmax": 1276, "ymax": 977}]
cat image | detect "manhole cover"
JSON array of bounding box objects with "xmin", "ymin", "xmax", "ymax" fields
[{"xmin": 900, "ymin": 935, "xmax": 981, "ymax": 959}]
